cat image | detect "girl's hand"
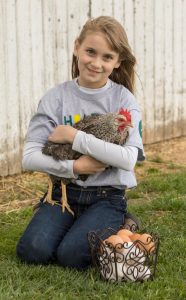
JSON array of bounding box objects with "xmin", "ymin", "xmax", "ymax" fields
[
  {"xmin": 48, "ymin": 125, "xmax": 78, "ymax": 144},
  {"xmin": 73, "ymin": 155, "xmax": 108, "ymax": 175}
]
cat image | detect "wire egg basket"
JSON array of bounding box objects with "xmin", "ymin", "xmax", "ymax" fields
[{"xmin": 88, "ymin": 225, "xmax": 160, "ymax": 283}]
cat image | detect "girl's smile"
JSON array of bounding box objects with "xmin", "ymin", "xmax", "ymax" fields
[
  {"xmin": 74, "ymin": 32, "xmax": 120, "ymax": 88},
  {"xmin": 87, "ymin": 67, "xmax": 103, "ymax": 75}
]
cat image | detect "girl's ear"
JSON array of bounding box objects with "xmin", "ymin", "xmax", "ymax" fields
[{"xmin": 73, "ymin": 39, "xmax": 80, "ymax": 57}]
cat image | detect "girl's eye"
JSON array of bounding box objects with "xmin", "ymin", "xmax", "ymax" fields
[
  {"xmin": 104, "ymin": 55, "xmax": 113, "ymax": 61},
  {"xmin": 86, "ymin": 49, "xmax": 95, "ymax": 55}
]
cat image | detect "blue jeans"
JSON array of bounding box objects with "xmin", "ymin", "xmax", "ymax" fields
[{"xmin": 16, "ymin": 184, "xmax": 127, "ymax": 270}]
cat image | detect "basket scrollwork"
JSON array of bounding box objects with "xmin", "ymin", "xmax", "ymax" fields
[{"xmin": 88, "ymin": 227, "xmax": 160, "ymax": 283}]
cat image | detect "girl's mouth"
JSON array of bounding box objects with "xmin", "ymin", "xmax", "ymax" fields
[{"xmin": 87, "ymin": 68, "xmax": 102, "ymax": 74}]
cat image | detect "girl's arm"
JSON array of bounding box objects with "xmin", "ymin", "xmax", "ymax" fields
[
  {"xmin": 22, "ymin": 141, "xmax": 77, "ymax": 178},
  {"xmin": 48, "ymin": 125, "xmax": 138, "ymax": 171},
  {"xmin": 72, "ymin": 131, "xmax": 138, "ymax": 170},
  {"xmin": 22, "ymin": 141, "xmax": 108, "ymax": 177}
]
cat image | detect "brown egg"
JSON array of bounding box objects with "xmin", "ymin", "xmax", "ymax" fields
[
  {"xmin": 103, "ymin": 235, "xmax": 124, "ymax": 253},
  {"xmin": 130, "ymin": 233, "xmax": 155, "ymax": 253},
  {"xmin": 130, "ymin": 233, "xmax": 141, "ymax": 242},
  {"xmin": 117, "ymin": 229, "xmax": 133, "ymax": 241},
  {"xmin": 118, "ymin": 234, "xmax": 131, "ymax": 244}
]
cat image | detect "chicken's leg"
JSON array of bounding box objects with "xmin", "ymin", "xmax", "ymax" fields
[
  {"xmin": 61, "ymin": 181, "xmax": 74, "ymax": 216},
  {"xmin": 45, "ymin": 177, "xmax": 56, "ymax": 205}
]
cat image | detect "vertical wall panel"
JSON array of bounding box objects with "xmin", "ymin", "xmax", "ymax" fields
[
  {"xmin": 143, "ymin": 0, "xmax": 155, "ymax": 143},
  {"xmin": 16, "ymin": 0, "xmax": 33, "ymax": 141},
  {"xmin": 91, "ymin": 0, "xmax": 113, "ymax": 17},
  {"xmin": 123, "ymin": 0, "xmax": 134, "ymax": 49},
  {"xmin": 42, "ymin": 1, "xmax": 56, "ymax": 90},
  {"xmin": 0, "ymin": 1, "xmax": 8, "ymax": 175},
  {"xmin": 154, "ymin": 0, "xmax": 165, "ymax": 142},
  {"xmin": 112, "ymin": 0, "xmax": 124, "ymax": 24},
  {"xmin": 30, "ymin": 0, "xmax": 45, "ymax": 108},
  {"xmin": 66, "ymin": 0, "xmax": 89, "ymax": 78},
  {"xmin": 183, "ymin": 0, "xmax": 186, "ymax": 135},
  {"xmin": 172, "ymin": 0, "xmax": 183, "ymax": 138},
  {"xmin": 164, "ymin": 0, "xmax": 173, "ymax": 140},
  {"xmin": 133, "ymin": 0, "xmax": 145, "ymax": 118},
  {"xmin": 5, "ymin": 0, "xmax": 21, "ymax": 174},
  {"xmin": 55, "ymin": 0, "xmax": 68, "ymax": 84}
]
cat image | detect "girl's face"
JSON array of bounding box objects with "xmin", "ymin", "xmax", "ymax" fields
[{"xmin": 74, "ymin": 32, "xmax": 120, "ymax": 88}]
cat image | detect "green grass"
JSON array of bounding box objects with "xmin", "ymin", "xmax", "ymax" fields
[
  {"xmin": 147, "ymin": 156, "xmax": 164, "ymax": 163},
  {"xmin": 0, "ymin": 169, "xmax": 186, "ymax": 300}
]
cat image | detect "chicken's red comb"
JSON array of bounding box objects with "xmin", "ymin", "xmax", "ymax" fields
[{"xmin": 118, "ymin": 108, "xmax": 131, "ymax": 122}]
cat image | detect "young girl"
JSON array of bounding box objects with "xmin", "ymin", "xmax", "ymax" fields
[{"xmin": 16, "ymin": 16, "xmax": 145, "ymax": 269}]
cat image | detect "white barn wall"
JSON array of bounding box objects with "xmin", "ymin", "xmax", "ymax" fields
[
  {"xmin": 173, "ymin": 0, "xmax": 183, "ymax": 139},
  {"xmin": 183, "ymin": 0, "xmax": 186, "ymax": 135},
  {"xmin": 143, "ymin": 0, "xmax": 155, "ymax": 143},
  {"xmin": 0, "ymin": 0, "xmax": 186, "ymax": 176},
  {"xmin": 0, "ymin": 1, "xmax": 8, "ymax": 175},
  {"xmin": 154, "ymin": 0, "xmax": 165, "ymax": 142},
  {"xmin": 164, "ymin": 0, "xmax": 174, "ymax": 140}
]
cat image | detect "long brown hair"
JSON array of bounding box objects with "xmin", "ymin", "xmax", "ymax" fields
[{"xmin": 71, "ymin": 16, "xmax": 136, "ymax": 94}]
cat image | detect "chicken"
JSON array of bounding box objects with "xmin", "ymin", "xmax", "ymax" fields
[{"xmin": 42, "ymin": 108, "xmax": 133, "ymax": 215}]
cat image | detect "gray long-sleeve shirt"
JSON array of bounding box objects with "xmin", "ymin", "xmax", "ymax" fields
[{"xmin": 23, "ymin": 79, "xmax": 145, "ymax": 189}]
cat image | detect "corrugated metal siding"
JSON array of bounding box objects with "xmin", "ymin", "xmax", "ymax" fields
[{"xmin": 0, "ymin": 0, "xmax": 186, "ymax": 176}]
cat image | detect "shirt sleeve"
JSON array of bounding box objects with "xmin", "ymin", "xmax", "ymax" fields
[
  {"xmin": 26, "ymin": 88, "xmax": 62, "ymax": 144},
  {"xmin": 23, "ymin": 87, "xmax": 78, "ymax": 178},
  {"xmin": 72, "ymin": 132, "xmax": 138, "ymax": 171},
  {"xmin": 120, "ymin": 88, "xmax": 145, "ymax": 161},
  {"xmin": 22, "ymin": 142, "xmax": 78, "ymax": 179},
  {"xmin": 124, "ymin": 109, "xmax": 145, "ymax": 161}
]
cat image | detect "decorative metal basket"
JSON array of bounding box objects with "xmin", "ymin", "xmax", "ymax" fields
[{"xmin": 88, "ymin": 226, "xmax": 160, "ymax": 283}]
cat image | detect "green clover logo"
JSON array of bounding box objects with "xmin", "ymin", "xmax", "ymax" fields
[{"xmin": 139, "ymin": 120, "xmax": 143, "ymax": 138}]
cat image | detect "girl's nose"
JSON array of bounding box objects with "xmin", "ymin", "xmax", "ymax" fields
[{"xmin": 91, "ymin": 57, "xmax": 102, "ymax": 69}]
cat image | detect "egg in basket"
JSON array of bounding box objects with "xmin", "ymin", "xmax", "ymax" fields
[{"xmin": 87, "ymin": 226, "xmax": 160, "ymax": 283}]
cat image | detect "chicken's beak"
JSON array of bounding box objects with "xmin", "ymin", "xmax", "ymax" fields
[{"xmin": 114, "ymin": 121, "xmax": 134, "ymax": 128}]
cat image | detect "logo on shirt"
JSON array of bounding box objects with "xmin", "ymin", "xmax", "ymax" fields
[
  {"xmin": 139, "ymin": 120, "xmax": 143, "ymax": 137},
  {"xmin": 63, "ymin": 113, "xmax": 100, "ymax": 126},
  {"xmin": 64, "ymin": 114, "xmax": 81, "ymax": 125}
]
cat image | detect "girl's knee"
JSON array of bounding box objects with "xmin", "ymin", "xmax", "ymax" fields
[
  {"xmin": 16, "ymin": 235, "xmax": 54, "ymax": 264},
  {"xmin": 57, "ymin": 240, "xmax": 91, "ymax": 270}
]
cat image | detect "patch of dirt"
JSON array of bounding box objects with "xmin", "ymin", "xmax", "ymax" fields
[
  {"xmin": 144, "ymin": 136, "xmax": 186, "ymax": 166},
  {"xmin": 135, "ymin": 136, "xmax": 186, "ymax": 180},
  {"xmin": 0, "ymin": 136, "xmax": 186, "ymax": 213}
]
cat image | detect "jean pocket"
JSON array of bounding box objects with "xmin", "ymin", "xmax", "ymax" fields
[{"xmin": 109, "ymin": 194, "xmax": 127, "ymax": 213}]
